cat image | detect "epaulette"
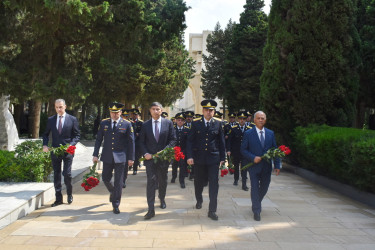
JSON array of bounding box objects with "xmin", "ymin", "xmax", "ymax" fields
[
  {"xmin": 232, "ymin": 125, "xmax": 238, "ymax": 128},
  {"xmin": 246, "ymin": 126, "xmax": 252, "ymax": 129},
  {"xmin": 102, "ymin": 118, "xmax": 110, "ymax": 121},
  {"xmin": 251, "ymin": 122, "xmax": 255, "ymax": 125},
  {"xmin": 138, "ymin": 119, "xmax": 143, "ymax": 122},
  {"xmin": 184, "ymin": 126, "xmax": 190, "ymax": 129},
  {"xmin": 193, "ymin": 118, "xmax": 201, "ymax": 121},
  {"xmin": 213, "ymin": 117, "xmax": 221, "ymax": 121}
]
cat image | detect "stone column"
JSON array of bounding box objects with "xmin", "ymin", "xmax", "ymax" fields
[{"xmin": 0, "ymin": 95, "xmax": 19, "ymax": 151}]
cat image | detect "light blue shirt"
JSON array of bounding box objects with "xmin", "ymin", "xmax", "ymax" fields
[
  {"xmin": 152, "ymin": 117, "xmax": 162, "ymax": 137},
  {"xmin": 56, "ymin": 113, "xmax": 66, "ymax": 129}
]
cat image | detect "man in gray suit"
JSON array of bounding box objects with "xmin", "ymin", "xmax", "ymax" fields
[
  {"xmin": 93, "ymin": 102, "xmax": 135, "ymax": 214},
  {"xmin": 139, "ymin": 102, "xmax": 176, "ymax": 219}
]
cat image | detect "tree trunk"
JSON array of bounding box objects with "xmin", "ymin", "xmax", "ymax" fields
[
  {"xmin": 28, "ymin": 99, "xmax": 42, "ymax": 138},
  {"xmin": 48, "ymin": 98, "xmax": 55, "ymax": 117},
  {"xmin": 13, "ymin": 103, "xmax": 24, "ymax": 134}
]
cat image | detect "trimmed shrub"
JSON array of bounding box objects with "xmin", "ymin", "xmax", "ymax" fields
[
  {"xmin": 0, "ymin": 140, "xmax": 52, "ymax": 182},
  {"xmin": 292, "ymin": 125, "xmax": 375, "ymax": 193}
]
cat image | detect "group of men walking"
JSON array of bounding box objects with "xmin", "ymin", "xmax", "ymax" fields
[{"xmin": 42, "ymin": 98, "xmax": 281, "ymax": 222}]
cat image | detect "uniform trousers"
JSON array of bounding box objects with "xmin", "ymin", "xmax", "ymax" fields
[
  {"xmin": 194, "ymin": 162, "xmax": 219, "ymax": 212},
  {"xmin": 145, "ymin": 161, "xmax": 169, "ymax": 210},
  {"xmin": 248, "ymin": 163, "xmax": 272, "ymax": 214},
  {"xmin": 51, "ymin": 152, "xmax": 73, "ymax": 202},
  {"xmin": 232, "ymin": 154, "xmax": 248, "ymax": 185},
  {"xmin": 102, "ymin": 160, "xmax": 125, "ymax": 208},
  {"xmin": 171, "ymin": 159, "xmax": 188, "ymax": 184}
]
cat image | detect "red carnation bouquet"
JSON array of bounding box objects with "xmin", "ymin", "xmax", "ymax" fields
[
  {"xmin": 227, "ymin": 156, "xmax": 235, "ymax": 174},
  {"xmin": 220, "ymin": 164, "xmax": 229, "ymax": 177},
  {"xmin": 241, "ymin": 145, "xmax": 291, "ymax": 171},
  {"xmin": 81, "ymin": 161, "xmax": 100, "ymax": 191},
  {"xmin": 52, "ymin": 144, "xmax": 76, "ymax": 157},
  {"xmin": 140, "ymin": 146, "xmax": 185, "ymax": 163}
]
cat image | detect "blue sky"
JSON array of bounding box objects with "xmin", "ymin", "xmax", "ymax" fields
[{"xmin": 184, "ymin": 0, "xmax": 272, "ymax": 48}]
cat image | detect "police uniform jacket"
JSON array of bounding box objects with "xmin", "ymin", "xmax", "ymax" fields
[
  {"xmin": 228, "ymin": 125, "xmax": 252, "ymax": 157},
  {"xmin": 175, "ymin": 125, "xmax": 189, "ymax": 152},
  {"xmin": 93, "ymin": 118, "xmax": 135, "ymax": 164},
  {"xmin": 186, "ymin": 117, "xmax": 226, "ymax": 165}
]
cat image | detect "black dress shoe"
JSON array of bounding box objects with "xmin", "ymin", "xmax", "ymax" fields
[
  {"xmin": 113, "ymin": 207, "xmax": 120, "ymax": 214},
  {"xmin": 196, "ymin": 202, "xmax": 202, "ymax": 209},
  {"xmin": 254, "ymin": 213, "xmax": 261, "ymax": 221},
  {"xmin": 67, "ymin": 195, "xmax": 73, "ymax": 204},
  {"xmin": 208, "ymin": 211, "xmax": 218, "ymax": 220},
  {"xmin": 160, "ymin": 200, "xmax": 166, "ymax": 209},
  {"xmin": 144, "ymin": 210, "xmax": 155, "ymax": 220},
  {"xmin": 180, "ymin": 183, "xmax": 185, "ymax": 189},
  {"xmin": 242, "ymin": 186, "xmax": 249, "ymax": 191},
  {"xmin": 233, "ymin": 180, "xmax": 238, "ymax": 186},
  {"xmin": 128, "ymin": 166, "xmax": 132, "ymax": 171},
  {"xmin": 133, "ymin": 171, "xmax": 137, "ymax": 175},
  {"xmin": 123, "ymin": 183, "xmax": 126, "ymax": 188},
  {"xmin": 171, "ymin": 178, "xmax": 176, "ymax": 183},
  {"xmin": 51, "ymin": 201, "xmax": 63, "ymax": 207}
]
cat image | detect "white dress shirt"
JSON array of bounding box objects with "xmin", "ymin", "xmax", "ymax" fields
[
  {"xmin": 255, "ymin": 127, "xmax": 265, "ymax": 141},
  {"xmin": 111, "ymin": 118, "xmax": 121, "ymax": 128},
  {"xmin": 152, "ymin": 117, "xmax": 162, "ymax": 136},
  {"xmin": 56, "ymin": 113, "xmax": 66, "ymax": 129}
]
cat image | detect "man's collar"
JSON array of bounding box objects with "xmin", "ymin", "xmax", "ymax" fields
[
  {"xmin": 255, "ymin": 126, "xmax": 264, "ymax": 133},
  {"xmin": 58, "ymin": 112, "xmax": 66, "ymax": 117},
  {"xmin": 111, "ymin": 118, "xmax": 121, "ymax": 123},
  {"xmin": 204, "ymin": 118, "xmax": 212, "ymax": 123},
  {"xmin": 153, "ymin": 117, "xmax": 162, "ymax": 123}
]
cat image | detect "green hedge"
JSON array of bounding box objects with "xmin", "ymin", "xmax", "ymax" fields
[
  {"xmin": 292, "ymin": 125, "xmax": 375, "ymax": 193},
  {"xmin": 0, "ymin": 140, "xmax": 53, "ymax": 182}
]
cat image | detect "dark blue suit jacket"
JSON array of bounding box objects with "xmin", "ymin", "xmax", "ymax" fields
[
  {"xmin": 42, "ymin": 113, "xmax": 80, "ymax": 148},
  {"xmin": 139, "ymin": 117, "xmax": 176, "ymax": 166},
  {"xmin": 241, "ymin": 127, "xmax": 281, "ymax": 169},
  {"xmin": 93, "ymin": 118, "xmax": 135, "ymax": 164}
]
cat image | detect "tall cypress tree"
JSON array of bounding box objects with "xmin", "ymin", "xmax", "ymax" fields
[
  {"xmin": 223, "ymin": 0, "xmax": 268, "ymax": 111},
  {"xmin": 260, "ymin": 0, "xmax": 361, "ymax": 143}
]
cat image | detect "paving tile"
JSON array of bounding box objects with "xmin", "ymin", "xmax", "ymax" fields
[
  {"xmin": 153, "ymin": 239, "xmax": 215, "ymax": 248},
  {"xmin": 90, "ymin": 238, "xmax": 153, "ymax": 248},
  {"xmin": 277, "ymin": 242, "xmax": 345, "ymax": 250},
  {"xmin": 214, "ymin": 240, "xmax": 281, "ymax": 249}
]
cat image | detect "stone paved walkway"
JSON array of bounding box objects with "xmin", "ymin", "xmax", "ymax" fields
[{"xmin": 0, "ymin": 159, "xmax": 374, "ymax": 249}]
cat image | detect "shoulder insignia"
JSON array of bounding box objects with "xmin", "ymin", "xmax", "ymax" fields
[
  {"xmin": 251, "ymin": 122, "xmax": 255, "ymax": 125},
  {"xmin": 232, "ymin": 125, "xmax": 238, "ymax": 128},
  {"xmin": 138, "ymin": 119, "xmax": 143, "ymax": 122},
  {"xmin": 102, "ymin": 118, "xmax": 110, "ymax": 121},
  {"xmin": 213, "ymin": 117, "xmax": 221, "ymax": 121},
  {"xmin": 131, "ymin": 126, "xmax": 134, "ymax": 133},
  {"xmin": 246, "ymin": 126, "xmax": 252, "ymax": 129},
  {"xmin": 184, "ymin": 126, "xmax": 190, "ymax": 129},
  {"xmin": 193, "ymin": 118, "xmax": 201, "ymax": 121}
]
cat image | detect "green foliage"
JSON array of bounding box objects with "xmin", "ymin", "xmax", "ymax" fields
[
  {"xmin": 0, "ymin": 140, "xmax": 52, "ymax": 182},
  {"xmin": 260, "ymin": 0, "xmax": 361, "ymax": 144},
  {"xmin": 223, "ymin": 0, "xmax": 268, "ymax": 111},
  {"xmin": 292, "ymin": 125, "xmax": 375, "ymax": 193},
  {"xmin": 357, "ymin": 0, "xmax": 375, "ymax": 108},
  {"xmin": 201, "ymin": 21, "xmax": 235, "ymax": 100}
]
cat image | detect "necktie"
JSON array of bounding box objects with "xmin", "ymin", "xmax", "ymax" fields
[
  {"xmin": 206, "ymin": 121, "xmax": 210, "ymax": 129},
  {"xmin": 260, "ymin": 130, "xmax": 265, "ymax": 148},
  {"xmin": 155, "ymin": 120, "xmax": 159, "ymax": 142},
  {"xmin": 58, "ymin": 116, "xmax": 62, "ymax": 134},
  {"xmin": 241, "ymin": 126, "xmax": 244, "ymax": 133},
  {"xmin": 113, "ymin": 121, "xmax": 117, "ymax": 131}
]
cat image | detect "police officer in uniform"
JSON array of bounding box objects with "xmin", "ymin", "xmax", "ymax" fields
[
  {"xmin": 185, "ymin": 111, "xmax": 194, "ymax": 128},
  {"xmin": 121, "ymin": 108, "xmax": 135, "ymax": 188},
  {"xmin": 130, "ymin": 108, "xmax": 143, "ymax": 175},
  {"xmin": 161, "ymin": 112, "xmax": 168, "ymax": 119},
  {"xmin": 187, "ymin": 100, "xmax": 225, "ymax": 220},
  {"xmin": 245, "ymin": 111, "xmax": 255, "ymax": 128},
  {"xmin": 227, "ymin": 111, "xmax": 252, "ymax": 191},
  {"xmin": 171, "ymin": 112, "xmax": 189, "ymax": 188},
  {"xmin": 93, "ymin": 103, "xmax": 135, "ymax": 214}
]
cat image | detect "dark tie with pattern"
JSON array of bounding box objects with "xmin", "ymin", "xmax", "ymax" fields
[
  {"xmin": 260, "ymin": 130, "xmax": 265, "ymax": 148},
  {"xmin": 206, "ymin": 121, "xmax": 210, "ymax": 130},
  {"xmin": 155, "ymin": 120, "xmax": 159, "ymax": 142},
  {"xmin": 58, "ymin": 116, "xmax": 63, "ymax": 134}
]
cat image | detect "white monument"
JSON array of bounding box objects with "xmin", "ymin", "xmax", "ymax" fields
[
  {"xmin": 0, "ymin": 95, "xmax": 19, "ymax": 151},
  {"xmin": 169, "ymin": 30, "xmax": 222, "ymax": 117}
]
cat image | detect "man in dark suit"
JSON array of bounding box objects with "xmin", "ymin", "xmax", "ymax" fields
[
  {"xmin": 241, "ymin": 111, "xmax": 281, "ymax": 221},
  {"xmin": 227, "ymin": 111, "xmax": 252, "ymax": 191},
  {"xmin": 186, "ymin": 100, "xmax": 226, "ymax": 221},
  {"xmin": 42, "ymin": 99, "xmax": 80, "ymax": 207},
  {"xmin": 93, "ymin": 102, "xmax": 135, "ymax": 214},
  {"xmin": 139, "ymin": 102, "xmax": 176, "ymax": 220},
  {"xmin": 171, "ymin": 112, "xmax": 189, "ymax": 188}
]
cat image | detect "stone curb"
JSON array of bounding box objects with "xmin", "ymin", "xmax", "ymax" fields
[{"xmin": 282, "ymin": 162, "xmax": 375, "ymax": 208}]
